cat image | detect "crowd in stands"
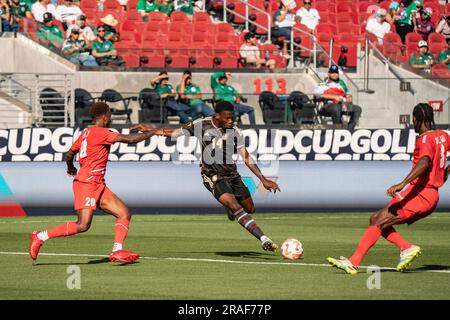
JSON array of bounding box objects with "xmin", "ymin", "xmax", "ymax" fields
[
  {"xmin": 1, "ymin": 0, "xmax": 448, "ymax": 75},
  {"xmin": 149, "ymin": 70, "xmax": 256, "ymax": 124}
]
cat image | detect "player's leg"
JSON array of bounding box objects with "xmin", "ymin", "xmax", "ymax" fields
[
  {"xmin": 29, "ymin": 209, "xmax": 94, "ymax": 261},
  {"xmin": 99, "ymin": 190, "xmax": 139, "ymax": 262}
]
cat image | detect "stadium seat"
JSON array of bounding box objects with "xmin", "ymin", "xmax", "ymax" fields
[
  {"xmin": 124, "ymin": 10, "xmax": 142, "ymax": 23},
  {"xmin": 429, "ymin": 42, "xmax": 446, "ymax": 56},
  {"xmin": 193, "ymin": 11, "xmax": 212, "ymax": 24},
  {"xmin": 260, "ymin": 43, "xmax": 287, "ymax": 68},
  {"xmin": 138, "ymin": 88, "xmax": 163, "ymax": 123},
  {"xmin": 122, "ymin": 54, "xmax": 140, "ymax": 67},
  {"xmin": 431, "ymin": 64, "xmax": 450, "ymax": 80},
  {"xmin": 80, "ymin": 0, "xmax": 98, "ymax": 10},
  {"xmin": 428, "ymin": 32, "xmax": 446, "ymax": 45},
  {"xmin": 384, "ymin": 32, "xmax": 403, "ymax": 45},
  {"xmin": 39, "ymin": 88, "xmax": 66, "ymax": 126},
  {"xmin": 126, "ymin": 0, "xmax": 139, "ymax": 11},
  {"xmin": 259, "ymin": 91, "xmax": 287, "ymax": 124},
  {"xmin": 287, "ymin": 91, "xmax": 316, "ymax": 125},
  {"xmin": 405, "ymin": 32, "xmax": 423, "ymax": 46},
  {"xmin": 74, "ymin": 88, "xmax": 96, "ymax": 126},
  {"xmin": 99, "ymin": 89, "xmax": 134, "ymax": 124},
  {"xmin": 170, "ymin": 11, "xmax": 190, "ymax": 24},
  {"xmin": 103, "ymin": 0, "xmax": 122, "ymax": 11},
  {"xmin": 148, "ymin": 11, "xmax": 169, "ymax": 23},
  {"xmin": 216, "ymin": 22, "xmax": 234, "ymax": 35}
]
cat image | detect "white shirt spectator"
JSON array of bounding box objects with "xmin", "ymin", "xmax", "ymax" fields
[
  {"xmin": 240, "ymin": 43, "xmax": 261, "ymax": 61},
  {"xmin": 56, "ymin": 3, "xmax": 83, "ymax": 26},
  {"xmin": 365, "ymin": 17, "xmax": 391, "ymax": 44},
  {"xmin": 295, "ymin": 7, "xmax": 320, "ymax": 31},
  {"xmin": 275, "ymin": 12, "xmax": 296, "ymax": 28},
  {"xmin": 31, "ymin": 1, "xmax": 57, "ymax": 23},
  {"xmin": 66, "ymin": 24, "xmax": 96, "ymax": 42}
]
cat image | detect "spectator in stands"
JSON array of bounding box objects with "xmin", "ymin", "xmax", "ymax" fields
[
  {"xmin": 365, "ymin": 9, "xmax": 391, "ymax": 45},
  {"xmin": 409, "ymin": 40, "xmax": 435, "ymax": 71},
  {"xmin": 386, "ymin": 1, "xmax": 400, "ymax": 26},
  {"xmin": 66, "ymin": 14, "xmax": 96, "ymax": 45},
  {"xmin": 31, "ymin": 0, "xmax": 57, "ymax": 23},
  {"xmin": 158, "ymin": 0, "xmax": 174, "ymax": 16},
  {"xmin": 174, "ymin": 0, "xmax": 194, "ymax": 22},
  {"xmin": 295, "ymin": 0, "xmax": 320, "ymax": 33},
  {"xmin": 99, "ymin": 14, "xmax": 119, "ymax": 43},
  {"xmin": 395, "ymin": 0, "xmax": 417, "ymax": 44},
  {"xmin": 313, "ymin": 65, "xmax": 362, "ymax": 130},
  {"xmin": 150, "ymin": 71, "xmax": 192, "ymax": 123},
  {"xmin": 239, "ymin": 32, "xmax": 275, "ymax": 69},
  {"xmin": 177, "ymin": 71, "xmax": 215, "ymax": 120},
  {"xmin": 414, "ymin": 0, "xmax": 423, "ymax": 19},
  {"xmin": 438, "ymin": 38, "xmax": 450, "ymax": 70},
  {"xmin": 272, "ymin": 1, "xmax": 296, "ymax": 58},
  {"xmin": 37, "ymin": 12, "xmax": 64, "ymax": 52},
  {"xmin": 210, "ymin": 71, "xmax": 256, "ymax": 125},
  {"xmin": 436, "ymin": 16, "xmax": 450, "ymax": 42},
  {"xmin": 137, "ymin": 0, "xmax": 158, "ymax": 21},
  {"xmin": 416, "ymin": 8, "xmax": 435, "ymax": 41},
  {"xmin": 1, "ymin": 0, "xmax": 19, "ymax": 32},
  {"xmin": 9, "ymin": 0, "xmax": 34, "ymax": 22},
  {"xmin": 55, "ymin": 0, "xmax": 83, "ymax": 31},
  {"xmin": 92, "ymin": 26, "xmax": 125, "ymax": 67},
  {"xmin": 62, "ymin": 27, "xmax": 98, "ymax": 66}
]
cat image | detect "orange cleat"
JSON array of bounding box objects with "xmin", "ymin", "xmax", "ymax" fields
[
  {"xmin": 109, "ymin": 250, "xmax": 140, "ymax": 263},
  {"xmin": 29, "ymin": 231, "xmax": 44, "ymax": 261}
]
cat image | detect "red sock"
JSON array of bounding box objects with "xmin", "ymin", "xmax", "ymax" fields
[
  {"xmin": 382, "ymin": 227, "xmax": 412, "ymax": 251},
  {"xmin": 47, "ymin": 222, "xmax": 78, "ymax": 239},
  {"xmin": 349, "ymin": 226, "xmax": 382, "ymax": 267},
  {"xmin": 113, "ymin": 218, "xmax": 130, "ymax": 247}
]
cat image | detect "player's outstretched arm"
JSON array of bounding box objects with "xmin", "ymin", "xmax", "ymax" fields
[
  {"xmin": 240, "ymin": 147, "xmax": 281, "ymax": 193},
  {"xmin": 114, "ymin": 130, "xmax": 155, "ymax": 144},
  {"xmin": 130, "ymin": 124, "xmax": 184, "ymax": 138},
  {"xmin": 66, "ymin": 149, "xmax": 78, "ymax": 176},
  {"xmin": 387, "ymin": 156, "xmax": 431, "ymax": 197}
]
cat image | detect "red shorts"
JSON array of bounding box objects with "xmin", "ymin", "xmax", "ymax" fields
[
  {"xmin": 73, "ymin": 179, "xmax": 114, "ymax": 210},
  {"xmin": 388, "ymin": 184, "xmax": 439, "ymax": 225}
]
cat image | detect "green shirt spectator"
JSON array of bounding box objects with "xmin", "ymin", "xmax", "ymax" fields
[
  {"xmin": 398, "ymin": 1, "xmax": 417, "ymax": 25},
  {"xmin": 409, "ymin": 41, "xmax": 436, "ymax": 70},
  {"xmin": 174, "ymin": 0, "xmax": 193, "ymax": 16},
  {"xmin": 155, "ymin": 83, "xmax": 174, "ymax": 96},
  {"xmin": 137, "ymin": 0, "xmax": 159, "ymax": 21},
  {"xmin": 438, "ymin": 46, "xmax": 450, "ymax": 70},
  {"xmin": 37, "ymin": 14, "xmax": 64, "ymax": 53},
  {"xmin": 176, "ymin": 83, "xmax": 203, "ymax": 105},
  {"xmin": 62, "ymin": 38, "xmax": 88, "ymax": 59},
  {"xmin": 158, "ymin": 0, "xmax": 174, "ymax": 16},
  {"xmin": 210, "ymin": 72, "xmax": 239, "ymax": 103},
  {"xmin": 10, "ymin": 0, "xmax": 33, "ymax": 19}
]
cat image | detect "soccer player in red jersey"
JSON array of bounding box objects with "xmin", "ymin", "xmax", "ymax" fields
[
  {"xmin": 327, "ymin": 103, "xmax": 450, "ymax": 274},
  {"xmin": 29, "ymin": 102, "xmax": 155, "ymax": 263}
]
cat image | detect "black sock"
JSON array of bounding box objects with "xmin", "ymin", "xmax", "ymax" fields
[{"xmin": 233, "ymin": 208, "xmax": 264, "ymax": 240}]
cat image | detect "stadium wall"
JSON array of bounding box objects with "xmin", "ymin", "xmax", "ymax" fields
[{"xmin": 2, "ymin": 160, "xmax": 450, "ymax": 215}]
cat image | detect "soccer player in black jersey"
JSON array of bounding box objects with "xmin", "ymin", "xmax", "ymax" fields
[{"xmin": 132, "ymin": 101, "xmax": 280, "ymax": 251}]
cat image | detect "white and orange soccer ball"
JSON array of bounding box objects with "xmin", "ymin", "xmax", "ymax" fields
[{"xmin": 280, "ymin": 239, "xmax": 303, "ymax": 260}]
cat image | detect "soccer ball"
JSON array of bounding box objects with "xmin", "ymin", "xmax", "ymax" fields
[{"xmin": 281, "ymin": 239, "xmax": 303, "ymax": 260}]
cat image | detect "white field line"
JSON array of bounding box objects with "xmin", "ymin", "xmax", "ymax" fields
[{"xmin": 1, "ymin": 251, "xmax": 450, "ymax": 274}]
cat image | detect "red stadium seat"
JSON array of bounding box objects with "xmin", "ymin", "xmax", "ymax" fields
[
  {"xmin": 148, "ymin": 11, "xmax": 169, "ymax": 23},
  {"xmin": 124, "ymin": 10, "xmax": 142, "ymax": 22},
  {"xmin": 405, "ymin": 32, "xmax": 423, "ymax": 46},
  {"xmin": 103, "ymin": 0, "xmax": 122, "ymax": 11},
  {"xmin": 193, "ymin": 11, "xmax": 212, "ymax": 24},
  {"xmin": 170, "ymin": 11, "xmax": 189, "ymax": 24},
  {"xmin": 431, "ymin": 64, "xmax": 450, "ymax": 80},
  {"xmin": 126, "ymin": 0, "xmax": 139, "ymax": 11},
  {"xmin": 122, "ymin": 54, "xmax": 140, "ymax": 67},
  {"xmin": 170, "ymin": 23, "xmax": 192, "ymax": 35},
  {"xmin": 315, "ymin": 23, "xmax": 336, "ymax": 35},
  {"xmin": 428, "ymin": 32, "xmax": 446, "ymax": 45},
  {"xmin": 216, "ymin": 23, "xmax": 234, "ymax": 34},
  {"xmin": 429, "ymin": 42, "xmax": 447, "ymax": 56},
  {"xmin": 383, "ymin": 32, "xmax": 403, "ymax": 45},
  {"xmin": 251, "ymin": 12, "xmax": 271, "ymax": 36},
  {"xmin": 80, "ymin": 0, "xmax": 98, "ymax": 10},
  {"xmin": 336, "ymin": 3, "xmax": 354, "ymax": 13}
]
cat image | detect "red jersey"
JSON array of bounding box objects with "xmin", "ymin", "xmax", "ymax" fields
[
  {"xmin": 70, "ymin": 126, "xmax": 119, "ymax": 183},
  {"xmin": 411, "ymin": 130, "xmax": 450, "ymax": 189}
]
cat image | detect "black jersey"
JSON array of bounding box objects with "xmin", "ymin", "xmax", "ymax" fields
[{"xmin": 183, "ymin": 117, "xmax": 245, "ymax": 178}]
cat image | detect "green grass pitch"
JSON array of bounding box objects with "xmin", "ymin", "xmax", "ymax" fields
[{"xmin": 1, "ymin": 213, "xmax": 450, "ymax": 300}]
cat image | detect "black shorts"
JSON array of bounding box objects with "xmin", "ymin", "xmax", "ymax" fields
[{"xmin": 202, "ymin": 172, "xmax": 251, "ymax": 202}]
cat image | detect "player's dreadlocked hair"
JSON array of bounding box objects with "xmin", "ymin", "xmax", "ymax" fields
[
  {"xmin": 413, "ymin": 103, "xmax": 435, "ymax": 131},
  {"xmin": 215, "ymin": 101, "xmax": 234, "ymax": 113},
  {"xmin": 90, "ymin": 102, "xmax": 110, "ymax": 119}
]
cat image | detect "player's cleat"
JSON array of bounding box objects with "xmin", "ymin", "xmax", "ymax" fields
[
  {"xmin": 225, "ymin": 208, "xmax": 235, "ymax": 221},
  {"xmin": 396, "ymin": 245, "xmax": 421, "ymax": 272},
  {"xmin": 327, "ymin": 256, "xmax": 358, "ymax": 275},
  {"xmin": 261, "ymin": 236, "xmax": 278, "ymax": 252},
  {"xmin": 29, "ymin": 231, "xmax": 44, "ymax": 261},
  {"xmin": 109, "ymin": 250, "xmax": 140, "ymax": 263}
]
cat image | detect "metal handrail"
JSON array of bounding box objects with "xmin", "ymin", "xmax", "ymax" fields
[{"xmin": 223, "ymin": 0, "xmax": 272, "ymax": 40}]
